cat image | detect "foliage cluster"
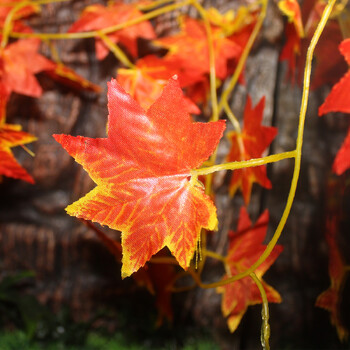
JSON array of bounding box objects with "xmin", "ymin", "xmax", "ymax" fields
[{"xmin": 1, "ymin": 0, "xmax": 350, "ymax": 348}]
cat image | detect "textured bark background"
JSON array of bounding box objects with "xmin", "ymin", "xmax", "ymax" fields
[{"xmin": 1, "ymin": 0, "xmax": 350, "ymax": 349}]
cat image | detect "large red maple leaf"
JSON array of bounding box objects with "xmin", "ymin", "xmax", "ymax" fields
[
  {"xmin": 0, "ymin": 120, "xmax": 36, "ymax": 183},
  {"xmin": 315, "ymin": 215, "xmax": 348, "ymax": 341},
  {"xmin": 226, "ymin": 96, "xmax": 277, "ymax": 204},
  {"xmin": 68, "ymin": 2, "xmax": 155, "ymax": 60},
  {"xmin": 0, "ymin": 38, "xmax": 54, "ymax": 98},
  {"xmin": 54, "ymin": 77, "xmax": 225, "ymax": 278},
  {"xmin": 217, "ymin": 207, "xmax": 283, "ymax": 333}
]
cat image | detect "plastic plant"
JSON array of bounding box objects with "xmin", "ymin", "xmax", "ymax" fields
[{"xmin": 1, "ymin": 0, "xmax": 349, "ymax": 348}]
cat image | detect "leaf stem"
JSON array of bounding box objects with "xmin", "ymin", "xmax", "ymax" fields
[
  {"xmin": 250, "ymin": 272, "xmax": 270, "ymax": 350},
  {"xmin": 97, "ymin": 31, "xmax": 135, "ymax": 68},
  {"xmin": 193, "ymin": 150, "xmax": 296, "ymax": 176},
  {"xmin": 223, "ymin": 100, "xmax": 242, "ymax": 133},
  {"xmin": 10, "ymin": 0, "xmax": 192, "ymax": 40}
]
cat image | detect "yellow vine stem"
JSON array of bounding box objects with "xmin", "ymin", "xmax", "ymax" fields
[
  {"xmin": 223, "ymin": 100, "xmax": 242, "ymax": 133},
  {"xmin": 250, "ymin": 272, "xmax": 270, "ymax": 350},
  {"xmin": 189, "ymin": 1, "xmax": 218, "ymax": 261},
  {"xmin": 1, "ymin": 0, "xmax": 69, "ymax": 48},
  {"xmin": 217, "ymin": 0, "xmax": 268, "ymax": 114},
  {"xmin": 137, "ymin": 0, "xmax": 175, "ymax": 11},
  {"xmin": 193, "ymin": 151, "xmax": 296, "ymax": 176},
  {"xmin": 20, "ymin": 144, "xmax": 35, "ymax": 157},
  {"xmin": 10, "ymin": 0, "xmax": 192, "ymax": 40},
  {"xmin": 97, "ymin": 31, "xmax": 135, "ymax": 68},
  {"xmin": 191, "ymin": 0, "xmax": 337, "ymax": 289}
]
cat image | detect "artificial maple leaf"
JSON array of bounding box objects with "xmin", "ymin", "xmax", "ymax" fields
[
  {"xmin": 279, "ymin": 0, "xmax": 304, "ymax": 37},
  {"xmin": 332, "ymin": 128, "xmax": 350, "ymax": 175},
  {"xmin": 315, "ymin": 215, "xmax": 348, "ymax": 341},
  {"xmin": 117, "ymin": 55, "xmax": 200, "ymax": 113},
  {"xmin": 0, "ymin": 122, "xmax": 36, "ymax": 183},
  {"xmin": 278, "ymin": 0, "xmax": 304, "ymax": 80},
  {"xmin": 68, "ymin": 2, "xmax": 155, "ymax": 60},
  {"xmin": 0, "ymin": 0, "xmax": 39, "ymax": 33},
  {"xmin": 0, "ymin": 83, "xmax": 9, "ymax": 122},
  {"xmin": 44, "ymin": 63, "xmax": 101, "ymax": 93},
  {"xmin": 319, "ymin": 39, "xmax": 350, "ymax": 115},
  {"xmin": 53, "ymin": 77, "xmax": 225, "ymax": 278},
  {"xmin": 217, "ymin": 207, "xmax": 283, "ymax": 333},
  {"xmin": 226, "ymin": 96, "xmax": 277, "ymax": 204},
  {"xmin": 0, "ymin": 0, "xmax": 39, "ymax": 21},
  {"xmin": 0, "ymin": 38, "xmax": 55, "ymax": 98},
  {"xmin": 155, "ymin": 16, "xmax": 242, "ymax": 80},
  {"xmin": 318, "ymin": 39, "xmax": 350, "ymax": 174}
]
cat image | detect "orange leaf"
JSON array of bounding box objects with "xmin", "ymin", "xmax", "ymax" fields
[
  {"xmin": 278, "ymin": 0, "xmax": 304, "ymax": 81},
  {"xmin": 156, "ymin": 16, "xmax": 241, "ymax": 80},
  {"xmin": 0, "ymin": 122, "xmax": 36, "ymax": 183},
  {"xmin": 318, "ymin": 39, "xmax": 350, "ymax": 175},
  {"xmin": 0, "ymin": 0, "xmax": 39, "ymax": 33},
  {"xmin": 319, "ymin": 39, "xmax": 350, "ymax": 115},
  {"xmin": 44, "ymin": 63, "xmax": 101, "ymax": 93},
  {"xmin": 0, "ymin": 38, "xmax": 54, "ymax": 98},
  {"xmin": 117, "ymin": 55, "xmax": 200, "ymax": 113},
  {"xmin": 226, "ymin": 96, "xmax": 277, "ymax": 204},
  {"xmin": 315, "ymin": 216, "xmax": 348, "ymax": 341},
  {"xmin": 68, "ymin": 2, "xmax": 155, "ymax": 60},
  {"xmin": 332, "ymin": 128, "xmax": 350, "ymax": 175},
  {"xmin": 0, "ymin": 0, "xmax": 39, "ymax": 21},
  {"xmin": 53, "ymin": 77, "xmax": 225, "ymax": 278},
  {"xmin": 279, "ymin": 0, "xmax": 304, "ymax": 37},
  {"xmin": 217, "ymin": 207, "xmax": 282, "ymax": 333}
]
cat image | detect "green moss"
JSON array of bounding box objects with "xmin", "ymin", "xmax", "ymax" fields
[{"xmin": 0, "ymin": 330, "xmax": 220, "ymax": 350}]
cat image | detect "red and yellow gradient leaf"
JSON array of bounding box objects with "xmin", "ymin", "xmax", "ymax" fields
[
  {"xmin": 278, "ymin": 0, "xmax": 304, "ymax": 37},
  {"xmin": 68, "ymin": 2, "xmax": 155, "ymax": 60},
  {"xmin": 0, "ymin": 0, "xmax": 39, "ymax": 33},
  {"xmin": 155, "ymin": 16, "xmax": 241, "ymax": 80},
  {"xmin": 217, "ymin": 207, "xmax": 283, "ymax": 333},
  {"xmin": 45, "ymin": 63, "xmax": 101, "ymax": 93},
  {"xmin": 0, "ymin": 122, "xmax": 36, "ymax": 183},
  {"xmin": 318, "ymin": 39, "xmax": 350, "ymax": 175},
  {"xmin": 319, "ymin": 39, "xmax": 350, "ymax": 115},
  {"xmin": 0, "ymin": 38, "xmax": 55, "ymax": 98},
  {"xmin": 0, "ymin": 0, "xmax": 39, "ymax": 21},
  {"xmin": 315, "ymin": 216, "xmax": 349, "ymax": 342},
  {"xmin": 117, "ymin": 55, "xmax": 200, "ymax": 113},
  {"xmin": 278, "ymin": 0, "xmax": 304, "ymax": 80},
  {"xmin": 0, "ymin": 83, "xmax": 9, "ymax": 123},
  {"xmin": 53, "ymin": 78, "xmax": 225, "ymax": 278},
  {"xmin": 227, "ymin": 96, "xmax": 277, "ymax": 204}
]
